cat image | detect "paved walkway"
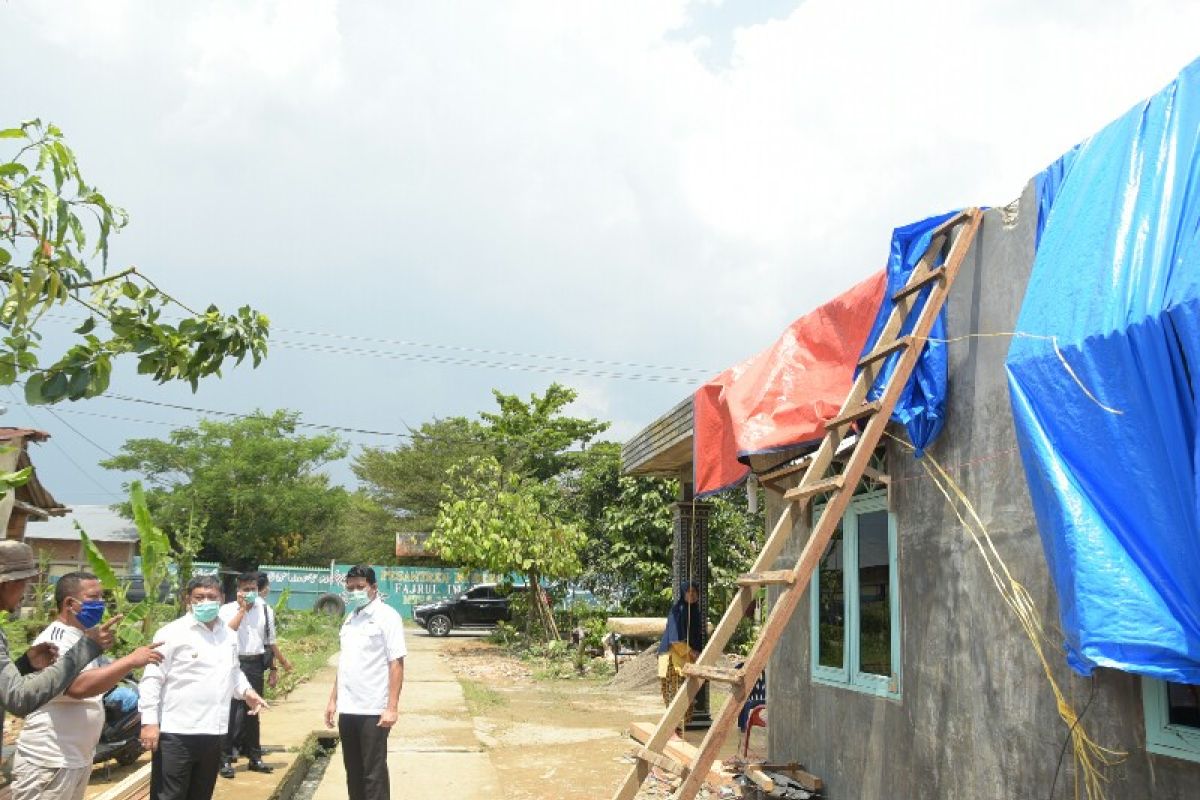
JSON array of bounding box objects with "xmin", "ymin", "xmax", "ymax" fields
[{"xmin": 313, "ymin": 631, "xmax": 502, "ymax": 799}]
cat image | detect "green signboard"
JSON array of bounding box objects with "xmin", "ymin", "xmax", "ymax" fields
[{"xmin": 260, "ymin": 563, "xmax": 497, "ymax": 618}]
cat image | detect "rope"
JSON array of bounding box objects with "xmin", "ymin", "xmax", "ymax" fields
[
  {"xmin": 915, "ymin": 331, "xmax": 1123, "ymax": 415},
  {"xmin": 884, "ymin": 431, "xmax": 1124, "ymax": 800}
]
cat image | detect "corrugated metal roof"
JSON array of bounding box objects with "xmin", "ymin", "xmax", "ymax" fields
[{"xmin": 24, "ymin": 505, "xmax": 138, "ymax": 543}]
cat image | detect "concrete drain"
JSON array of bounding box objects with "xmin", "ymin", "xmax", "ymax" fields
[{"xmin": 275, "ymin": 734, "xmax": 338, "ymax": 800}]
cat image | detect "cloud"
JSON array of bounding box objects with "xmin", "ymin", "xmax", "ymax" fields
[{"xmin": 3, "ymin": 0, "xmax": 1200, "ymax": 497}]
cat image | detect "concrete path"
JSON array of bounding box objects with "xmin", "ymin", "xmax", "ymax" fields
[{"xmin": 313, "ymin": 631, "xmax": 502, "ymax": 799}]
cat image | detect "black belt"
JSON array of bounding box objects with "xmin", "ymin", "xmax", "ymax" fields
[{"xmin": 239, "ymin": 654, "xmax": 265, "ymax": 662}]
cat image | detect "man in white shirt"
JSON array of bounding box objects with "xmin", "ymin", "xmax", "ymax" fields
[
  {"xmin": 139, "ymin": 575, "xmax": 268, "ymax": 800},
  {"xmin": 324, "ymin": 565, "xmax": 405, "ymax": 800},
  {"xmin": 12, "ymin": 572, "xmax": 162, "ymax": 800},
  {"xmin": 218, "ymin": 571, "xmax": 279, "ymax": 778}
]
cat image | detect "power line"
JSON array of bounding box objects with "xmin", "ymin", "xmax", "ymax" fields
[
  {"xmin": 38, "ymin": 312, "xmax": 718, "ymax": 381},
  {"xmin": 3, "ymin": 390, "xmax": 124, "ymax": 499}
]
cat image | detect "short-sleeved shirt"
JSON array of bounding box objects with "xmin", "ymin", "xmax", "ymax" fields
[
  {"xmin": 218, "ymin": 600, "xmax": 276, "ymax": 656},
  {"xmin": 336, "ymin": 597, "xmax": 406, "ymax": 715},
  {"xmin": 16, "ymin": 621, "xmax": 104, "ymax": 768}
]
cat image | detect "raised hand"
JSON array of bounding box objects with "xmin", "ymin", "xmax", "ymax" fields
[
  {"xmin": 128, "ymin": 642, "xmax": 164, "ymax": 668},
  {"xmin": 85, "ymin": 614, "xmax": 124, "ymax": 651},
  {"xmin": 25, "ymin": 642, "xmax": 59, "ymax": 670}
]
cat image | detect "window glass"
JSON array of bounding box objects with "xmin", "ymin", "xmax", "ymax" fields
[
  {"xmin": 857, "ymin": 510, "xmax": 891, "ymax": 677},
  {"xmin": 1168, "ymin": 682, "xmax": 1200, "ymax": 727},
  {"xmin": 817, "ymin": 524, "xmax": 845, "ymax": 670},
  {"xmin": 467, "ymin": 586, "xmax": 489, "ymax": 599}
]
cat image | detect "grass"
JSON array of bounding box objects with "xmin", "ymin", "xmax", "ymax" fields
[
  {"xmin": 461, "ymin": 678, "xmax": 507, "ymax": 714},
  {"xmin": 267, "ymin": 610, "xmax": 342, "ymax": 700}
]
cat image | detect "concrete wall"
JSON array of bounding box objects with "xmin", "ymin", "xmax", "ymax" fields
[{"xmin": 765, "ymin": 185, "xmax": 1200, "ymax": 798}]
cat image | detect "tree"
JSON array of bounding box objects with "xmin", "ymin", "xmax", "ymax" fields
[
  {"xmin": 569, "ymin": 442, "xmax": 764, "ymax": 618},
  {"xmin": 101, "ymin": 410, "xmax": 349, "ymax": 568},
  {"xmin": 1, "ymin": 119, "xmax": 268, "ymax": 403},
  {"xmin": 430, "ymin": 456, "xmax": 585, "ymax": 639},
  {"xmin": 426, "ymin": 384, "xmax": 606, "ymax": 640},
  {"xmin": 352, "ymin": 416, "xmax": 489, "ymax": 531},
  {"xmin": 571, "ymin": 442, "xmax": 677, "ymax": 613}
]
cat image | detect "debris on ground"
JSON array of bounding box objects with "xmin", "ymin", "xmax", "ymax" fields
[{"xmin": 608, "ymin": 645, "xmax": 660, "ymax": 692}]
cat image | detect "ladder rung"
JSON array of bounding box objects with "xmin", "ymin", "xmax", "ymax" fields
[
  {"xmin": 892, "ymin": 266, "xmax": 946, "ymax": 302},
  {"xmin": 857, "ymin": 335, "xmax": 913, "ymax": 369},
  {"xmin": 782, "ymin": 474, "xmax": 844, "ymax": 502},
  {"xmin": 824, "ymin": 400, "xmax": 883, "ymax": 431},
  {"xmin": 737, "ymin": 570, "xmax": 795, "ymax": 587},
  {"xmin": 632, "ymin": 746, "xmax": 687, "ymax": 776},
  {"xmin": 683, "ymin": 664, "xmax": 744, "ymax": 688}
]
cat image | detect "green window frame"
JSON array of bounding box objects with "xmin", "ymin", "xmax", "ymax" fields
[
  {"xmin": 1143, "ymin": 678, "xmax": 1200, "ymax": 763},
  {"xmin": 810, "ymin": 492, "xmax": 901, "ymax": 698}
]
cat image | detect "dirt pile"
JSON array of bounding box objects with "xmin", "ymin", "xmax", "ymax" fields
[{"xmin": 607, "ymin": 645, "xmax": 660, "ymax": 693}]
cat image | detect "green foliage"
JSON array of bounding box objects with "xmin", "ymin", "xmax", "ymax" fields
[
  {"xmin": 101, "ymin": 410, "xmax": 349, "ymax": 568},
  {"xmin": 479, "ymin": 384, "xmax": 609, "ymax": 481},
  {"xmin": 570, "ymin": 442, "xmax": 676, "ymax": 614},
  {"xmin": 266, "ymin": 609, "xmax": 341, "ymax": 700},
  {"xmin": 353, "ymin": 416, "xmax": 488, "ymax": 530},
  {"xmin": 0, "ymin": 120, "xmax": 268, "ymax": 402},
  {"xmin": 432, "ymin": 456, "xmax": 585, "ymax": 584},
  {"xmin": 78, "ymin": 526, "xmax": 119, "ymax": 590}
]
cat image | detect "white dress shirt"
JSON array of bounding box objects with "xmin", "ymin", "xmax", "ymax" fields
[
  {"xmin": 218, "ymin": 600, "xmax": 276, "ymax": 656},
  {"xmin": 138, "ymin": 612, "xmax": 252, "ymax": 735},
  {"xmin": 336, "ymin": 597, "xmax": 406, "ymax": 715}
]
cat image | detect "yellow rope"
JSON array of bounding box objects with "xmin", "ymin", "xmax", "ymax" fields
[{"xmin": 885, "ymin": 432, "xmax": 1124, "ymax": 799}]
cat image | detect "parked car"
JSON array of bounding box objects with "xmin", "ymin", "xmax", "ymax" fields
[{"xmin": 413, "ymin": 583, "xmax": 512, "ymax": 636}]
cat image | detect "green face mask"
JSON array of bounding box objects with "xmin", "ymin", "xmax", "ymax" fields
[
  {"xmin": 346, "ymin": 589, "xmax": 371, "ymax": 610},
  {"xmin": 192, "ymin": 600, "xmax": 220, "ymax": 623},
  {"xmin": 241, "ymin": 591, "xmax": 258, "ymax": 605}
]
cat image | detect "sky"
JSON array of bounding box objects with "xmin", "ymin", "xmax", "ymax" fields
[{"xmin": 1, "ymin": 0, "xmax": 1199, "ymax": 504}]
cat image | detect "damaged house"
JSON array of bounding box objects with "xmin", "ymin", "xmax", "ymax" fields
[{"xmin": 619, "ymin": 58, "xmax": 1200, "ymax": 798}]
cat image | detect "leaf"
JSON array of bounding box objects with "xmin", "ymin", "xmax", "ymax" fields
[
  {"xmin": 0, "ymin": 129, "xmax": 25, "ymax": 139},
  {"xmin": 40, "ymin": 371, "xmax": 69, "ymax": 402},
  {"xmin": 73, "ymin": 317, "xmax": 96, "ymax": 336},
  {"xmin": 23, "ymin": 374, "xmax": 44, "ymax": 405},
  {"xmin": 79, "ymin": 527, "xmax": 120, "ymax": 591}
]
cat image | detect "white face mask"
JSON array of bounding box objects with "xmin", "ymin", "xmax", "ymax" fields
[{"xmin": 346, "ymin": 589, "xmax": 371, "ymax": 610}]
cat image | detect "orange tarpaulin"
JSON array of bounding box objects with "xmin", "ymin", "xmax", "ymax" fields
[{"xmin": 693, "ymin": 271, "xmax": 887, "ymax": 496}]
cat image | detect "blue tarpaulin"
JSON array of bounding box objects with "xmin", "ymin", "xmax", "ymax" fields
[
  {"xmin": 859, "ymin": 211, "xmax": 960, "ymax": 456},
  {"xmin": 1007, "ymin": 57, "xmax": 1200, "ymax": 683}
]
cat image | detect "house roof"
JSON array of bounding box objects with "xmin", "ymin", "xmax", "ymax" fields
[
  {"xmin": 24, "ymin": 505, "xmax": 138, "ymax": 543},
  {"xmin": 0, "ymin": 427, "xmax": 50, "ymax": 443}
]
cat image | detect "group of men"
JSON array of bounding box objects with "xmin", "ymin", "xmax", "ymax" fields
[{"xmin": 0, "ymin": 542, "xmax": 407, "ymax": 800}]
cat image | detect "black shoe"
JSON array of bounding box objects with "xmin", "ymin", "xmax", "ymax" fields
[
  {"xmin": 219, "ymin": 763, "xmax": 236, "ymax": 779},
  {"xmin": 247, "ymin": 761, "xmax": 274, "ymax": 774}
]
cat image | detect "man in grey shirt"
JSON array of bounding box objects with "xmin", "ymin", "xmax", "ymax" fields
[{"xmin": 0, "ymin": 541, "xmax": 117, "ymax": 741}]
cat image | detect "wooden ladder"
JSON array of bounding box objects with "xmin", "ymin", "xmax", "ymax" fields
[{"xmin": 612, "ymin": 207, "xmax": 983, "ymax": 800}]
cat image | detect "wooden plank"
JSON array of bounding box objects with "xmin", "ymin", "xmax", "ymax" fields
[
  {"xmin": 735, "ymin": 570, "xmax": 794, "ymax": 587},
  {"xmin": 892, "ymin": 265, "xmax": 945, "ymax": 302},
  {"xmin": 824, "ymin": 400, "xmax": 882, "ymax": 431},
  {"xmin": 632, "ymin": 746, "xmax": 686, "ymax": 776},
  {"xmin": 748, "ymin": 762, "xmax": 824, "ymax": 792},
  {"xmin": 782, "ymin": 474, "xmax": 844, "ymax": 502},
  {"xmin": 667, "ymin": 209, "xmax": 982, "ymax": 800},
  {"xmin": 92, "ymin": 763, "xmax": 153, "ymax": 800},
  {"xmin": 682, "ymin": 663, "xmax": 743, "ymax": 687},
  {"xmin": 857, "ymin": 335, "xmax": 913, "ymax": 369},
  {"xmin": 629, "ymin": 723, "xmax": 736, "ymax": 789},
  {"xmin": 744, "ymin": 766, "xmax": 775, "ymax": 793}
]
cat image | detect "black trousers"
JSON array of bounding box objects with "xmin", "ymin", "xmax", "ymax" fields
[
  {"xmin": 151, "ymin": 733, "xmax": 222, "ymax": 800},
  {"xmin": 338, "ymin": 713, "xmax": 391, "ymax": 800},
  {"xmin": 224, "ymin": 656, "xmax": 265, "ymax": 761}
]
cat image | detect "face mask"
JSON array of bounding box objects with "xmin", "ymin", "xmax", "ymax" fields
[
  {"xmin": 192, "ymin": 600, "xmax": 220, "ymax": 623},
  {"xmin": 346, "ymin": 589, "xmax": 371, "ymax": 610},
  {"xmin": 74, "ymin": 600, "xmax": 106, "ymax": 629},
  {"xmin": 241, "ymin": 591, "xmax": 258, "ymax": 605}
]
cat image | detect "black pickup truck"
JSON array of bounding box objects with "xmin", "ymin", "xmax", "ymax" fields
[{"xmin": 413, "ymin": 583, "xmax": 512, "ymax": 636}]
